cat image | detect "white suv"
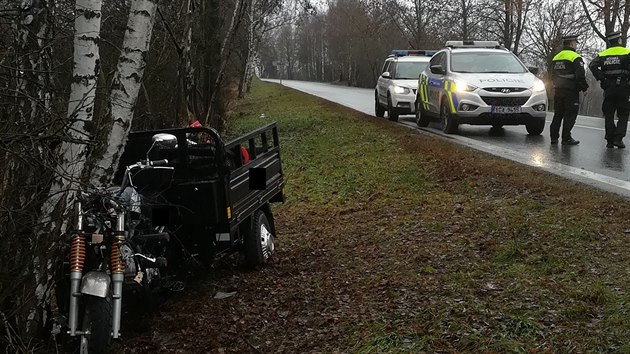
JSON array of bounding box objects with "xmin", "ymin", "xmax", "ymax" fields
[
  {"xmin": 416, "ymin": 41, "xmax": 547, "ymax": 134},
  {"xmin": 375, "ymin": 50, "xmax": 434, "ymax": 121}
]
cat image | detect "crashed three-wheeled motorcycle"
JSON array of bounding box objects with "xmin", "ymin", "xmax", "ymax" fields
[{"xmin": 55, "ymin": 123, "xmax": 285, "ymax": 353}]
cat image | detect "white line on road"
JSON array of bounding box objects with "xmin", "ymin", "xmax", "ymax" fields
[{"xmin": 398, "ymin": 121, "xmax": 630, "ymax": 198}]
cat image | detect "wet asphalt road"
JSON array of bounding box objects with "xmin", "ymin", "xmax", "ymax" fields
[{"xmin": 263, "ymin": 79, "xmax": 630, "ymax": 198}]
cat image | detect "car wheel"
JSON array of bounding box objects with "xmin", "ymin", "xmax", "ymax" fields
[
  {"xmin": 387, "ymin": 94, "xmax": 399, "ymax": 122},
  {"xmin": 440, "ymin": 101, "xmax": 458, "ymax": 134},
  {"xmin": 375, "ymin": 92, "xmax": 385, "ymax": 117},
  {"xmin": 244, "ymin": 210, "xmax": 275, "ymax": 267},
  {"xmin": 526, "ymin": 119, "xmax": 545, "ymax": 135},
  {"xmin": 415, "ymin": 99, "xmax": 430, "ymax": 127}
]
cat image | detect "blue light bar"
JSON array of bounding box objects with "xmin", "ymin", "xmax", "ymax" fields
[{"xmin": 389, "ymin": 49, "xmax": 436, "ymax": 57}]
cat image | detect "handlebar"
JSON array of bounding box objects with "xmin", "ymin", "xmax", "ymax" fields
[
  {"xmin": 127, "ymin": 159, "xmax": 172, "ymax": 171},
  {"xmin": 148, "ymin": 159, "xmax": 170, "ymax": 167}
]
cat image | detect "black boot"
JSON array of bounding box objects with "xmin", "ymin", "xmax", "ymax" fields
[
  {"xmin": 607, "ymin": 140, "xmax": 615, "ymax": 148},
  {"xmin": 562, "ymin": 138, "xmax": 580, "ymax": 145},
  {"xmin": 614, "ymin": 139, "xmax": 626, "ymax": 148}
]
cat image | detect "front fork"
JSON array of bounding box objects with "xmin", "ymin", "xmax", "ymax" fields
[
  {"xmin": 111, "ymin": 212, "xmax": 126, "ymax": 339},
  {"xmin": 68, "ymin": 200, "xmax": 85, "ymax": 336},
  {"xmin": 67, "ymin": 201, "xmax": 126, "ymax": 339}
]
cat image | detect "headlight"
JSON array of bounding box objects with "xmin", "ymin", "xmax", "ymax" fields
[
  {"xmin": 393, "ymin": 86, "xmax": 410, "ymax": 94},
  {"xmin": 454, "ymin": 80, "xmax": 477, "ymax": 92},
  {"xmin": 531, "ymin": 80, "xmax": 546, "ymax": 92}
]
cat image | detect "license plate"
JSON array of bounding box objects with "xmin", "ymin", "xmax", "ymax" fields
[{"xmin": 491, "ymin": 106, "xmax": 521, "ymax": 114}]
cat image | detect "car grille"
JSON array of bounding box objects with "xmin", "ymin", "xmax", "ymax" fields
[
  {"xmin": 480, "ymin": 96, "xmax": 530, "ymax": 106},
  {"xmin": 412, "ymin": 88, "xmax": 417, "ymax": 95},
  {"xmin": 483, "ymin": 87, "xmax": 527, "ymax": 93}
]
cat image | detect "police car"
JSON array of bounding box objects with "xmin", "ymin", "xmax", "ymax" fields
[
  {"xmin": 375, "ymin": 50, "xmax": 435, "ymax": 121},
  {"xmin": 416, "ymin": 41, "xmax": 547, "ymax": 134}
]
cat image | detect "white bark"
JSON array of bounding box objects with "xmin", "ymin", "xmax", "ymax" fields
[
  {"xmin": 41, "ymin": 0, "xmax": 102, "ymax": 224},
  {"xmin": 240, "ymin": 0, "xmax": 256, "ymax": 97},
  {"xmin": 33, "ymin": 0, "xmax": 102, "ymax": 335},
  {"xmin": 91, "ymin": 0, "xmax": 159, "ymax": 187}
]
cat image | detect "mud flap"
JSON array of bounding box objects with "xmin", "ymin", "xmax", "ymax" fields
[{"xmin": 80, "ymin": 271, "xmax": 111, "ymax": 298}]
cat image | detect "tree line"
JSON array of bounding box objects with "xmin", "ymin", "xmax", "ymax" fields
[{"xmin": 260, "ymin": 0, "xmax": 630, "ymax": 117}]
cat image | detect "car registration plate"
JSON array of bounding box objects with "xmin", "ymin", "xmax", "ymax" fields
[{"xmin": 491, "ymin": 106, "xmax": 522, "ymax": 114}]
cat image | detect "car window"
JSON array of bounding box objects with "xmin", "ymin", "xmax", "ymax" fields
[
  {"xmin": 451, "ymin": 52, "xmax": 527, "ymax": 73},
  {"xmin": 430, "ymin": 52, "xmax": 445, "ymax": 67},
  {"xmin": 394, "ymin": 62, "xmax": 428, "ymax": 79},
  {"xmin": 389, "ymin": 62, "xmax": 397, "ymax": 77},
  {"xmin": 428, "ymin": 52, "xmax": 446, "ymax": 76},
  {"xmin": 381, "ymin": 60, "xmax": 391, "ymax": 74}
]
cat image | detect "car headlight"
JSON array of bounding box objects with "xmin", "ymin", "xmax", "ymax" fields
[
  {"xmin": 531, "ymin": 80, "xmax": 546, "ymax": 92},
  {"xmin": 454, "ymin": 80, "xmax": 477, "ymax": 92},
  {"xmin": 393, "ymin": 86, "xmax": 410, "ymax": 94}
]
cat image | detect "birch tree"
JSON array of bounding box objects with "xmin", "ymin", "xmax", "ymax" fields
[
  {"xmin": 204, "ymin": 0, "xmax": 244, "ymax": 127},
  {"xmin": 26, "ymin": 0, "xmax": 102, "ymax": 342},
  {"xmin": 91, "ymin": 0, "xmax": 160, "ymax": 187},
  {"xmin": 238, "ymin": 0, "xmax": 285, "ymax": 97},
  {"xmin": 240, "ymin": 0, "xmax": 258, "ymax": 97}
]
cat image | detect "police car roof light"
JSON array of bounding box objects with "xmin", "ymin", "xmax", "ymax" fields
[
  {"xmin": 445, "ymin": 40, "xmax": 502, "ymax": 49},
  {"xmin": 389, "ymin": 49, "xmax": 436, "ymax": 57}
]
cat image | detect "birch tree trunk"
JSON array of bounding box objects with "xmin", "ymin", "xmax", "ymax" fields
[
  {"xmin": 91, "ymin": 0, "xmax": 159, "ymax": 187},
  {"xmin": 42, "ymin": 0, "xmax": 102, "ymax": 230},
  {"xmin": 31, "ymin": 0, "xmax": 103, "ymax": 339},
  {"xmin": 239, "ymin": 0, "xmax": 256, "ymax": 98},
  {"xmin": 204, "ymin": 0, "xmax": 244, "ymax": 128}
]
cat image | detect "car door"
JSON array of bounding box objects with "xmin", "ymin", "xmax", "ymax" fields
[
  {"xmin": 377, "ymin": 60, "xmax": 392, "ymax": 106},
  {"xmin": 425, "ymin": 52, "xmax": 447, "ymax": 114}
]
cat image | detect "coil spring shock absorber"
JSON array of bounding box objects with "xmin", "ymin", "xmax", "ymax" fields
[
  {"xmin": 70, "ymin": 234, "xmax": 86, "ymax": 272},
  {"xmin": 110, "ymin": 237, "xmax": 125, "ymax": 274},
  {"xmin": 68, "ymin": 233, "xmax": 85, "ymax": 336}
]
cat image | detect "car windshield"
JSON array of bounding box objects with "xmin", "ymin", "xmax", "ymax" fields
[
  {"xmin": 394, "ymin": 62, "xmax": 428, "ymax": 79},
  {"xmin": 451, "ymin": 52, "xmax": 527, "ymax": 73}
]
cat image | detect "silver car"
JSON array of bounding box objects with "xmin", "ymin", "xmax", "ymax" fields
[
  {"xmin": 416, "ymin": 41, "xmax": 547, "ymax": 134},
  {"xmin": 375, "ymin": 50, "xmax": 434, "ymax": 121}
]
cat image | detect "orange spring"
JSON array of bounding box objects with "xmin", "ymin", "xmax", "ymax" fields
[
  {"xmin": 69, "ymin": 234, "xmax": 86, "ymax": 272},
  {"xmin": 110, "ymin": 238, "xmax": 125, "ymax": 274}
]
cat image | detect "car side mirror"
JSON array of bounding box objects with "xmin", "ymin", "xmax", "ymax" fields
[
  {"xmin": 152, "ymin": 133, "xmax": 178, "ymax": 148},
  {"xmin": 528, "ymin": 67, "xmax": 539, "ymax": 75},
  {"xmin": 430, "ymin": 65, "xmax": 445, "ymax": 75},
  {"xmin": 381, "ymin": 71, "xmax": 392, "ymax": 79}
]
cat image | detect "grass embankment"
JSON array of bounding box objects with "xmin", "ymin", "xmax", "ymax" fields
[{"xmin": 123, "ymin": 78, "xmax": 630, "ymax": 353}]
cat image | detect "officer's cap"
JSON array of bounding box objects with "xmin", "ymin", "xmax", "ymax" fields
[
  {"xmin": 606, "ymin": 31, "xmax": 623, "ymax": 41},
  {"xmin": 562, "ymin": 34, "xmax": 579, "ymax": 43}
]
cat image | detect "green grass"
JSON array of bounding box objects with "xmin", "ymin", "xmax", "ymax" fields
[
  {"xmin": 221, "ymin": 78, "xmax": 630, "ymax": 352},
  {"xmin": 122, "ymin": 78, "xmax": 630, "ymax": 353}
]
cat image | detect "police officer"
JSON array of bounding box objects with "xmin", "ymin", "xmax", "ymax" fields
[
  {"xmin": 589, "ymin": 31, "xmax": 630, "ymax": 148},
  {"xmin": 550, "ymin": 34, "xmax": 589, "ymax": 145}
]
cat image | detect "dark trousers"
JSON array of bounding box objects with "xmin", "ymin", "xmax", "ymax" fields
[
  {"xmin": 602, "ymin": 88, "xmax": 630, "ymax": 140},
  {"xmin": 550, "ymin": 90, "xmax": 579, "ymax": 140}
]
